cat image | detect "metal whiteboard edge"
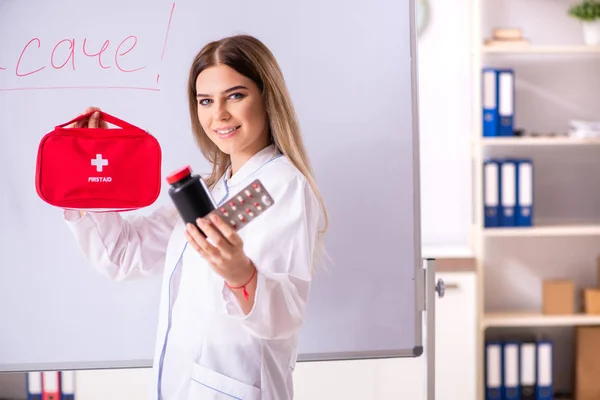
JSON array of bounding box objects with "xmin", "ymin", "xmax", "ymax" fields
[
  {"xmin": 0, "ymin": 359, "xmax": 153, "ymax": 373},
  {"xmin": 297, "ymin": 348, "xmax": 419, "ymax": 363},
  {"xmin": 413, "ymin": 345, "xmax": 424, "ymax": 357},
  {"xmin": 0, "ymin": 347, "xmax": 424, "ymax": 373}
]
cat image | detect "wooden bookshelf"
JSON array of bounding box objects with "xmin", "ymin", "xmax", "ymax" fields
[
  {"xmin": 483, "ymin": 312, "xmax": 600, "ymax": 328},
  {"xmin": 483, "ymin": 224, "xmax": 600, "ymax": 237},
  {"xmin": 479, "ymin": 137, "xmax": 600, "ymax": 147},
  {"xmin": 482, "ymin": 45, "xmax": 600, "ymax": 54},
  {"xmin": 470, "ymin": 2, "xmax": 600, "ymax": 399}
]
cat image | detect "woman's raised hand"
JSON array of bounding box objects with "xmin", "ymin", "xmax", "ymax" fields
[{"xmin": 69, "ymin": 106, "xmax": 108, "ymax": 129}]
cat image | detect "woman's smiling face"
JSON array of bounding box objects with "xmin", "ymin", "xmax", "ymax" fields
[{"xmin": 195, "ymin": 64, "xmax": 270, "ymax": 163}]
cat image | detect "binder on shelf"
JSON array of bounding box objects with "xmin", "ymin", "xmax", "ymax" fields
[
  {"xmin": 482, "ymin": 68, "xmax": 500, "ymax": 137},
  {"xmin": 501, "ymin": 159, "xmax": 517, "ymax": 227},
  {"xmin": 536, "ymin": 341, "xmax": 553, "ymax": 400},
  {"xmin": 483, "ymin": 158, "xmax": 535, "ymax": 229},
  {"xmin": 498, "ymin": 69, "xmax": 515, "ymax": 137},
  {"xmin": 516, "ymin": 159, "xmax": 533, "ymax": 227},
  {"xmin": 503, "ymin": 342, "xmax": 520, "ymax": 400},
  {"xmin": 483, "ymin": 159, "xmax": 501, "ymax": 227},
  {"xmin": 485, "ymin": 341, "xmax": 503, "ymax": 399},
  {"xmin": 42, "ymin": 371, "xmax": 60, "ymax": 400},
  {"xmin": 482, "ymin": 67, "xmax": 515, "ymax": 137},
  {"xmin": 520, "ymin": 342, "xmax": 536, "ymax": 400},
  {"xmin": 26, "ymin": 372, "xmax": 42, "ymax": 400},
  {"xmin": 60, "ymin": 371, "xmax": 75, "ymax": 400}
]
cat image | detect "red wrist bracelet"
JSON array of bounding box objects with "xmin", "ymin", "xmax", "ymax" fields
[{"xmin": 226, "ymin": 267, "xmax": 257, "ymax": 300}]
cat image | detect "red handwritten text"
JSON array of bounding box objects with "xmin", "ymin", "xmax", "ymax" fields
[
  {"xmin": 115, "ymin": 36, "xmax": 145, "ymax": 73},
  {"xmin": 16, "ymin": 38, "xmax": 45, "ymax": 76},
  {"xmin": 83, "ymin": 38, "xmax": 110, "ymax": 69},
  {"xmin": 0, "ymin": 2, "xmax": 175, "ymax": 92},
  {"xmin": 15, "ymin": 35, "xmax": 145, "ymax": 77},
  {"xmin": 157, "ymin": 2, "xmax": 176, "ymax": 84},
  {"xmin": 51, "ymin": 39, "xmax": 75, "ymax": 70}
]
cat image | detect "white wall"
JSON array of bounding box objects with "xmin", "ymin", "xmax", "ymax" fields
[
  {"xmin": 0, "ymin": 0, "xmax": 475, "ymax": 397},
  {"xmin": 418, "ymin": 0, "xmax": 473, "ymax": 251}
]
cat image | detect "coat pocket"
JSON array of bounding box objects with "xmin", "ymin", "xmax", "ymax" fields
[{"xmin": 188, "ymin": 362, "xmax": 261, "ymax": 400}]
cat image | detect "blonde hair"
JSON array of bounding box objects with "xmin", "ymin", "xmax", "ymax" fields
[{"xmin": 186, "ymin": 34, "xmax": 329, "ymax": 243}]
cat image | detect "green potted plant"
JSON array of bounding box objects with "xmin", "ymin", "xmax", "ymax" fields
[{"xmin": 568, "ymin": 0, "xmax": 600, "ymax": 45}]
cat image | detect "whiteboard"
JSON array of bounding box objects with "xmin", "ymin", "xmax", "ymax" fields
[{"xmin": 0, "ymin": 0, "xmax": 423, "ymax": 371}]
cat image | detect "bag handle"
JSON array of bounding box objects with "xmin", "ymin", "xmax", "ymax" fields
[{"xmin": 56, "ymin": 110, "xmax": 141, "ymax": 131}]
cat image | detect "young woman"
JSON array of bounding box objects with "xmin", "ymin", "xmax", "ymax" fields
[{"xmin": 64, "ymin": 34, "xmax": 328, "ymax": 400}]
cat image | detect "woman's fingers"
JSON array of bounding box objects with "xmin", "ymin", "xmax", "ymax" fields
[
  {"xmin": 87, "ymin": 108, "xmax": 108, "ymax": 129},
  {"xmin": 196, "ymin": 218, "xmax": 233, "ymax": 253},
  {"xmin": 76, "ymin": 106, "xmax": 98, "ymax": 127},
  {"xmin": 184, "ymin": 229, "xmax": 208, "ymax": 259},
  {"xmin": 208, "ymin": 213, "xmax": 242, "ymax": 247},
  {"xmin": 88, "ymin": 112, "xmax": 100, "ymax": 128},
  {"xmin": 71, "ymin": 106, "xmax": 108, "ymax": 128},
  {"xmin": 71, "ymin": 111, "xmax": 88, "ymax": 128},
  {"xmin": 185, "ymin": 223, "xmax": 218, "ymax": 260},
  {"xmin": 89, "ymin": 111, "xmax": 108, "ymax": 129}
]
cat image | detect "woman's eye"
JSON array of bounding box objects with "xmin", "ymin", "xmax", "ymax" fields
[
  {"xmin": 199, "ymin": 99, "xmax": 212, "ymax": 106},
  {"xmin": 229, "ymin": 92, "xmax": 245, "ymax": 100}
]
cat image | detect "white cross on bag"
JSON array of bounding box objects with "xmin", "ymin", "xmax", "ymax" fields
[{"xmin": 91, "ymin": 154, "xmax": 108, "ymax": 172}]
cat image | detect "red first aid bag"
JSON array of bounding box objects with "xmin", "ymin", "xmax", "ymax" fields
[{"xmin": 35, "ymin": 110, "xmax": 162, "ymax": 212}]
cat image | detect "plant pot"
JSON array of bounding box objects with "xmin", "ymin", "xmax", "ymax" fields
[{"xmin": 582, "ymin": 20, "xmax": 600, "ymax": 45}]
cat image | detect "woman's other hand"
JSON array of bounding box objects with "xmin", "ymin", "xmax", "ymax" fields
[
  {"xmin": 66, "ymin": 106, "xmax": 107, "ymax": 219},
  {"xmin": 68, "ymin": 106, "xmax": 108, "ymax": 129}
]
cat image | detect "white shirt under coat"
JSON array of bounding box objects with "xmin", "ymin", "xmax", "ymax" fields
[{"xmin": 63, "ymin": 144, "xmax": 321, "ymax": 400}]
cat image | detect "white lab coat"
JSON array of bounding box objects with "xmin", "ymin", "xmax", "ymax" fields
[{"xmin": 63, "ymin": 144, "xmax": 321, "ymax": 400}]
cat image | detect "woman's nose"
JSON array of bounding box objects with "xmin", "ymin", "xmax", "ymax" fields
[{"xmin": 214, "ymin": 103, "xmax": 230, "ymax": 120}]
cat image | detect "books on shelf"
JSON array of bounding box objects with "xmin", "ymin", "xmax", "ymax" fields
[
  {"xmin": 484, "ymin": 38, "xmax": 530, "ymax": 48},
  {"xmin": 484, "ymin": 27, "xmax": 531, "ymax": 49},
  {"xmin": 482, "ymin": 68, "xmax": 515, "ymax": 138},
  {"xmin": 483, "ymin": 158, "xmax": 533, "ymax": 228},
  {"xmin": 485, "ymin": 340, "xmax": 553, "ymax": 400},
  {"xmin": 481, "ymin": 68, "xmax": 600, "ymax": 142},
  {"xmin": 26, "ymin": 371, "xmax": 74, "ymax": 400}
]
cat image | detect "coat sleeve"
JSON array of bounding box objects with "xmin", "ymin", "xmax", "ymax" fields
[
  {"xmin": 221, "ymin": 176, "xmax": 321, "ymax": 340},
  {"xmin": 63, "ymin": 205, "xmax": 179, "ymax": 281}
]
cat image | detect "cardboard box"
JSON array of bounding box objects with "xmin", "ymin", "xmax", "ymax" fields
[
  {"xmin": 597, "ymin": 255, "xmax": 600, "ymax": 288},
  {"xmin": 576, "ymin": 327, "xmax": 600, "ymax": 400},
  {"xmin": 542, "ymin": 279, "xmax": 574, "ymax": 315},
  {"xmin": 584, "ymin": 288, "xmax": 600, "ymax": 314}
]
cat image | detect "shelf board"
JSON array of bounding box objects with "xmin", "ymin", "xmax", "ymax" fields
[
  {"xmin": 483, "ymin": 224, "xmax": 600, "ymax": 237},
  {"xmin": 482, "ymin": 45, "xmax": 600, "ymax": 54},
  {"xmin": 480, "ymin": 137, "xmax": 600, "ymax": 146},
  {"xmin": 483, "ymin": 312, "xmax": 600, "ymax": 328}
]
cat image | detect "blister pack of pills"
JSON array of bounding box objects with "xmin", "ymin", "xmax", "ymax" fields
[{"xmin": 207, "ymin": 179, "xmax": 275, "ymax": 231}]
